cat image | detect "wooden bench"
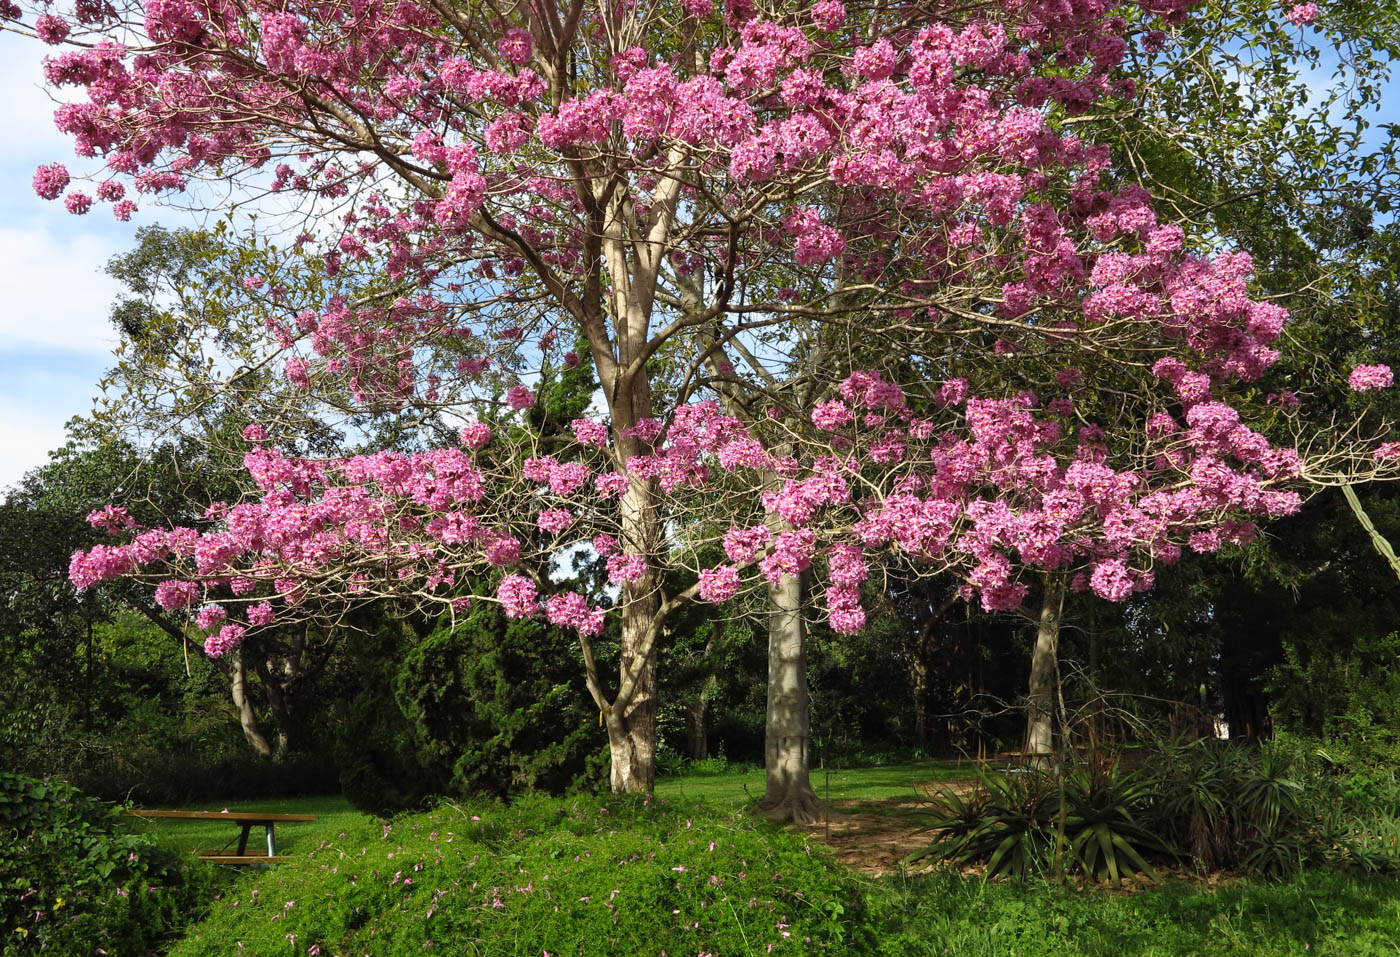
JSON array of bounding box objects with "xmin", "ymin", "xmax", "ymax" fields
[{"xmin": 126, "ymin": 809, "xmax": 316, "ymax": 866}]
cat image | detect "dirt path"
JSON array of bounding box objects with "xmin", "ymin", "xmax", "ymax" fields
[{"xmin": 797, "ymin": 780, "xmax": 975, "ymax": 876}]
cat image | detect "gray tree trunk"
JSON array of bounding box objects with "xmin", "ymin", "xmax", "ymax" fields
[
  {"xmin": 758, "ymin": 571, "xmax": 824, "ymax": 823},
  {"xmin": 1026, "ymin": 576, "xmax": 1064, "ymax": 768}
]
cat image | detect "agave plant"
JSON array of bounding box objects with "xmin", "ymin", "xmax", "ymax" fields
[
  {"xmin": 1063, "ymin": 763, "xmax": 1173, "ymax": 884},
  {"xmin": 910, "ymin": 766, "xmax": 1059, "ymax": 879},
  {"xmin": 911, "ymin": 759, "xmax": 1173, "ymax": 883}
]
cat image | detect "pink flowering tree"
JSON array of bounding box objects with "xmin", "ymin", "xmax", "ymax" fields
[{"xmin": 18, "ymin": 0, "xmax": 1400, "ymax": 797}]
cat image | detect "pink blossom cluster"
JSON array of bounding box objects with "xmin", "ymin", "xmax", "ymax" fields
[
  {"xmin": 41, "ymin": 0, "xmax": 1365, "ymax": 642},
  {"xmin": 1284, "ymin": 2, "xmax": 1319, "ymax": 25},
  {"xmin": 606, "ymin": 552, "xmax": 649, "ymax": 584},
  {"xmin": 544, "ymin": 591, "xmax": 605, "ymax": 636},
  {"xmin": 204, "ymin": 624, "xmax": 245, "ymax": 658},
  {"xmin": 1349, "ymin": 364, "xmax": 1393, "ymax": 392},
  {"xmin": 698, "ymin": 565, "xmax": 741, "ymax": 603},
  {"xmin": 496, "ymin": 574, "xmax": 538, "ymax": 618}
]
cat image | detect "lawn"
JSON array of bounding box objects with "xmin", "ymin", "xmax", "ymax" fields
[
  {"xmin": 118, "ymin": 769, "xmax": 1400, "ymax": 955},
  {"xmin": 654, "ymin": 758, "xmax": 972, "ymax": 812}
]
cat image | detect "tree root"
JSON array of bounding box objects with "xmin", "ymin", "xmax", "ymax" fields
[{"xmin": 757, "ymin": 785, "xmax": 835, "ymax": 826}]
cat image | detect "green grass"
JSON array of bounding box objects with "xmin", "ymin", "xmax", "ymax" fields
[
  {"xmin": 120, "ymin": 794, "xmax": 362, "ymax": 858},
  {"xmin": 122, "ymin": 771, "xmax": 1400, "ymax": 955},
  {"xmin": 873, "ymin": 869, "xmax": 1400, "ymax": 956},
  {"xmin": 167, "ymin": 795, "xmax": 871, "ymax": 956},
  {"xmin": 656, "ymin": 759, "xmax": 972, "ymax": 812}
]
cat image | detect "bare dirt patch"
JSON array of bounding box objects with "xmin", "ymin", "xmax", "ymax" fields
[{"xmin": 797, "ymin": 780, "xmax": 977, "ymax": 876}]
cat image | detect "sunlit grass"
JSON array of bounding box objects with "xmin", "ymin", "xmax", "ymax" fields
[{"xmin": 656, "ymin": 759, "xmax": 972, "ymax": 811}]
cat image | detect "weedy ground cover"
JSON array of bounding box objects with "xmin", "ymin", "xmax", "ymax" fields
[
  {"xmin": 168, "ymin": 795, "xmax": 872, "ymax": 956},
  {"xmin": 112, "ymin": 762, "xmax": 1400, "ymax": 956}
]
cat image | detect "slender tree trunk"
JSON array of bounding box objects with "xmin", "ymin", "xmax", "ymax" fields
[
  {"xmin": 609, "ymin": 474, "xmax": 661, "ymax": 792},
  {"xmin": 759, "ymin": 571, "xmax": 824, "ymax": 823},
  {"xmin": 911, "ymin": 655, "xmax": 930, "ymax": 747},
  {"xmin": 229, "ymin": 646, "xmax": 275, "ymax": 759},
  {"xmin": 253, "ymin": 658, "xmax": 294, "ymax": 757},
  {"xmin": 1026, "ymin": 576, "xmax": 1064, "ymax": 768},
  {"xmin": 685, "ymin": 695, "xmax": 709, "ymax": 760}
]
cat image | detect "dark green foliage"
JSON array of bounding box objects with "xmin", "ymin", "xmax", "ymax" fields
[
  {"xmin": 331, "ymin": 602, "xmax": 608, "ymax": 814},
  {"xmin": 0, "ymin": 771, "xmax": 215, "ymax": 957},
  {"xmin": 396, "ymin": 605, "xmax": 608, "ymax": 800},
  {"xmin": 169, "ymin": 796, "xmax": 875, "ymax": 956},
  {"xmin": 1151, "ymin": 742, "xmax": 1312, "ymax": 878}
]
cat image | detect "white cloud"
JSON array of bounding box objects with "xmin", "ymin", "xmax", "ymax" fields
[
  {"xmin": 0, "ymin": 225, "xmax": 123, "ymax": 354},
  {"xmin": 0, "ymin": 395, "xmax": 75, "ymax": 491}
]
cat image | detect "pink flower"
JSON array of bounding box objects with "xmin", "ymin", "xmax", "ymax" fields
[
  {"xmin": 1088, "ymin": 560, "xmax": 1135, "ymax": 602},
  {"xmin": 155, "ymin": 579, "xmax": 199, "ymax": 611},
  {"xmin": 459, "ymin": 422, "xmax": 492, "ymax": 450},
  {"xmin": 607, "ymin": 553, "xmax": 648, "ymax": 584},
  {"xmin": 32, "ymin": 163, "xmax": 69, "ymax": 200},
  {"xmin": 35, "ymin": 13, "xmax": 69, "ymax": 43},
  {"xmin": 1284, "ymin": 2, "xmax": 1318, "ymax": 25},
  {"xmin": 196, "ymin": 605, "xmax": 227, "ymax": 630},
  {"xmin": 723, "ymin": 525, "xmax": 771, "ymax": 565},
  {"xmin": 247, "ymin": 602, "xmax": 275, "ymax": 626},
  {"xmin": 698, "ymin": 565, "xmax": 741, "ymax": 603},
  {"xmin": 497, "ymin": 574, "xmax": 539, "ymax": 618},
  {"xmin": 64, "ymin": 191, "xmax": 92, "ymax": 215},
  {"xmin": 809, "ymin": 0, "xmax": 845, "ymax": 29},
  {"xmin": 204, "ymin": 623, "xmax": 246, "ymax": 658},
  {"xmin": 544, "ymin": 591, "xmax": 605, "ymax": 635},
  {"xmin": 536, "ymin": 508, "xmax": 574, "ymax": 535},
  {"xmin": 810, "ymin": 400, "xmax": 853, "ymax": 431},
  {"xmin": 285, "ymin": 357, "xmax": 311, "ymax": 389},
  {"xmin": 570, "ymin": 418, "xmax": 610, "ymax": 447},
  {"xmin": 1349, "ymin": 364, "xmax": 1393, "ymax": 392},
  {"xmin": 506, "ymin": 384, "xmax": 536, "ymax": 410}
]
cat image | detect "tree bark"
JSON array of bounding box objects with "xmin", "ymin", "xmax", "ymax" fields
[
  {"xmin": 911, "ymin": 655, "xmax": 930, "ymax": 747},
  {"xmin": 1026, "ymin": 576, "xmax": 1064, "ymax": 768},
  {"xmin": 758, "ymin": 571, "xmax": 824, "ymax": 823},
  {"xmin": 685, "ymin": 695, "xmax": 710, "ymax": 760},
  {"xmin": 608, "ymin": 473, "xmax": 662, "ymax": 792},
  {"xmin": 230, "ymin": 645, "xmax": 276, "ymax": 759}
]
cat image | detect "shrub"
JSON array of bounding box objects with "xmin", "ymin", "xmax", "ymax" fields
[
  {"xmin": 0, "ymin": 771, "xmax": 215, "ymax": 956},
  {"xmin": 171, "ymin": 795, "xmax": 876, "ymax": 956}
]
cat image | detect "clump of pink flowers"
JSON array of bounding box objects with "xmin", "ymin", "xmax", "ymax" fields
[
  {"xmin": 1284, "ymin": 2, "xmax": 1319, "ymax": 25},
  {"xmin": 1349, "ymin": 363, "xmax": 1393, "ymax": 392}
]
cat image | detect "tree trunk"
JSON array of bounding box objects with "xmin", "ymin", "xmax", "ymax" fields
[
  {"xmin": 685, "ymin": 695, "xmax": 709, "ymax": 761},
  {"xmin": 230, "ymin": 646, "xmax": 276, "ymax": 759},
  {"xmin": 911, "ymin": 654, "xmax": 930, "ymax": 747},
  {"xmin": 253, "ymin": 657, "xmax": 294, "ymax": 757},
  {"xmin": 1026, "ymin": 576, "xmax": 1064, "ymax": 768},
  {"xmin": 609, "ymin": 474, "xmax": 662, "ymax": 793},
  {"xmin": 758, "ymin": 571, "xmax": 824, "ymax": 823}
]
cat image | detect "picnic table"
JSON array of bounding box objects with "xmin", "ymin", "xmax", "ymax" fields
[{"xmin": 126, "ymin": 809, "xmax": 316, "ymax": 865}]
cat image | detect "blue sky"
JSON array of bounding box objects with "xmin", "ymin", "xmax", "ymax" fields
[{"xmin": 0, "ymin": 34, "xmax": 148, "ymax": 491}]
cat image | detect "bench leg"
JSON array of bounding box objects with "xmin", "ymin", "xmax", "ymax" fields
[
  {"xmin": 236, "ymin": 825, "xmax": 251, "ymax": 856},
  {"xmin": 266, "ymin": 825, "xmax": 276, "ymax": 858}
]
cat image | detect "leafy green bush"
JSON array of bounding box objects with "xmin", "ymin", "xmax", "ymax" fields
[
  {"xmin": 0, "ymin": 771, "xmax": 215, "ymax": 956},
  {"xmin": 171, "ymin": 795, "xmax": 875, "ymax": 956}
]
